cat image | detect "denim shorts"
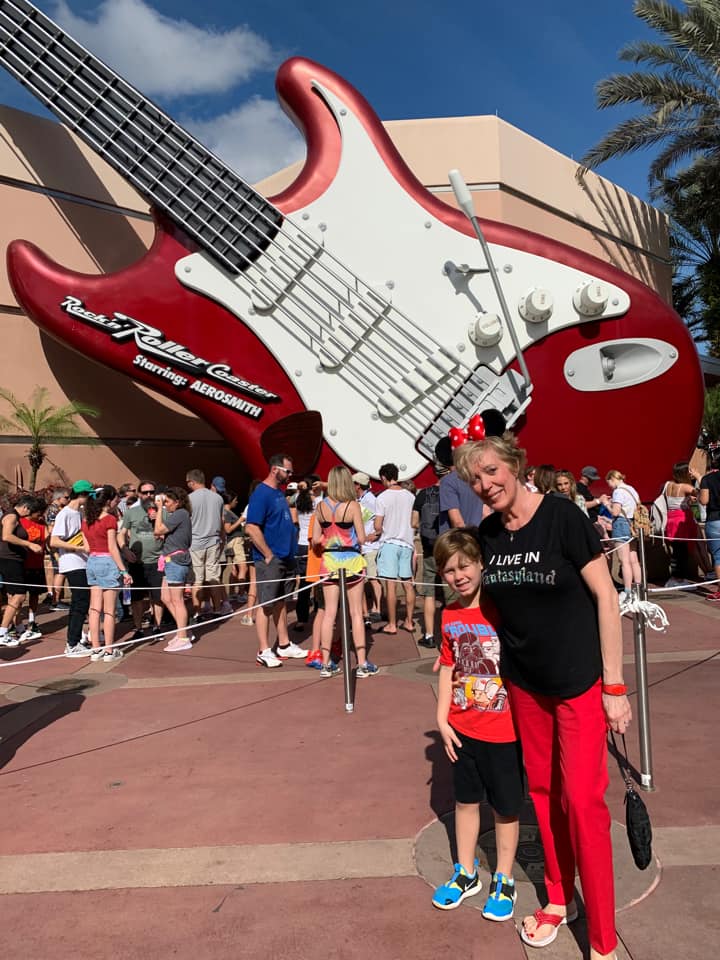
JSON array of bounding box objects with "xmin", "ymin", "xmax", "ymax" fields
[
  {"xmin": 86, "ymin": 554, "xmax": 122, "ymax": 588},
  {"xmin": 377, "ymin": 542, "xmax": 414, "ymax": 580},
  {"xmin": 705, "ymin": 520, "xmax": 720, "ymax": 566},
  {"xmin": 164, "ymin": 560, "xmax": 191, "ymax": 585},
  {"xmin": 611, "ymin": 516, "xmax": 632, "ymax": 544}
]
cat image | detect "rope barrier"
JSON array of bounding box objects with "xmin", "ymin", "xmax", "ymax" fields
[{"xmin": 0, "ymin": 577, "xmax": 328, "ymax": 669}]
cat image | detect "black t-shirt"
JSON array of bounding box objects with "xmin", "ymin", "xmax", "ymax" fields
[
  {"xmin": 0, "ymin": 510, "xmax": 28, "ymax": 561},
  {"xmin": 477, "ymin": 494, "xmax": 603, "ymax": 698},
  {"xmin": 577, "ymin": 481, "xmax": 599, "ymax": 522},
  {"xmin": 700, "ymin": 471, "xmax": 720, "ymax": 522}
]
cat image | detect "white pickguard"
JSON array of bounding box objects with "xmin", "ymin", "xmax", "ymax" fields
[{"xmin": 176, "ymin": 80, "xmax": 630, "ymax": 477}]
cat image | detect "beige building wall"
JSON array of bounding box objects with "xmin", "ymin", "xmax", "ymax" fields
[{"xmin": 0, "ymin": 104, "xmax": 670, "ymax": 491}]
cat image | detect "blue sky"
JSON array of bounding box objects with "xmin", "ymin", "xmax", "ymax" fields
[{"xmin": 0, "ymin": 0, "xmax": 657, "ymax": 199}]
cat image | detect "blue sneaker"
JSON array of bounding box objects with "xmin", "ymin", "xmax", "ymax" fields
[
  {"xmin": 356, "ymin": 660, "xmax": 379, "ymax": 678},
  {"xmin": 431, "ymin": 859, "xmax": 481, "ymax": 910},
  {"xmin": 481, "ymin": 872, "xmax": 517, "ymax": 921}
]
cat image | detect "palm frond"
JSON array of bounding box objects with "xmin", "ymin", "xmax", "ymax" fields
[
  {"xmin": 580, "ymin": 114, "xmax": 678, "ymax": 169},
  {"xmin": 595, "ymin": 71, "xmax": 717, "ymax": 109}
]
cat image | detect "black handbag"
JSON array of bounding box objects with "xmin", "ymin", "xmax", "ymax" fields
[{"xmin": 609, "ymin": 732, "xmax": 653, "ymax": 870}]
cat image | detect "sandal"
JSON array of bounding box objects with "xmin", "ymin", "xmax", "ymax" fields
[{"xmin": 520, "ymin": 905, "xmax": 579, "ymax": 948}]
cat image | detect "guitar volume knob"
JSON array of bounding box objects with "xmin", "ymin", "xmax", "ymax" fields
[
  {"xmin": 573, "ymin": 281, "xmax": 609, "ymax": 317},
  {"xmin": 469, "ymin": 313, "xmax": 503, "ymax": 347},
  {"xmin": 518, "ymin": 288, "xmax": 553, "ymax": 323}
]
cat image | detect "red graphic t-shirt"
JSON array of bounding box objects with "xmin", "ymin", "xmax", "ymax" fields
[{"xmin": 439, "ymin": 601, "xmax": 517, "ymax": 743}]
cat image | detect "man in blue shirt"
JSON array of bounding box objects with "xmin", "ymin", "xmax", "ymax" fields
[
  {"xmin": 436, "ymin": 437, "xmax": 488, "ymax": 533},
  {"xmin": 245, "ymin": 453, "xmax": 306, "ymax": 668}
]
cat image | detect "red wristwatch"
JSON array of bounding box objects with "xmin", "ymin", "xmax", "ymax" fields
[{"xmin": 602, "ymin": 683, "xmax": 627, "ymax": 696}]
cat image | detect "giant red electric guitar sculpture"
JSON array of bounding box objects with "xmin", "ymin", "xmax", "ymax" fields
[{"xmin": 0, "ymin": 0, "xmax": 704, "ymax": 493}]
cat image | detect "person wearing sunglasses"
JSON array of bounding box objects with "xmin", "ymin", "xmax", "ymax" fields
[
  {"xmin": 245, "ymin": 453, "xmax": 307, "ymax": 668},
  {"xmin": 118, "ymin": 480, "xmax": 164, "ymax": 640}
]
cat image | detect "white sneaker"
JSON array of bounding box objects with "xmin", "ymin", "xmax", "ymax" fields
[
  {"xmin": 65, "ymin": 643, "xmax": 91, "ymax": 658},
  {"xmin": 90, "ymin": 648, "xmax": 105, "ymax": 662},
  {"xmin": 103, "ymin": 648, "xmax": 124, "ymax": 662},
  {"xmin": 256, "ymin": 648, "xmax": 283, "ymax": 668},
  {"xmin": 276, "ymin": 641, "xmax": 306, "ymax": 659},
  {"xmin": 19, "ymin": 625, "xmax": 42, "ymax": 642},
  {"xmin": 0, "ymin": 632, "xmax": 21, "ymax": 648}
]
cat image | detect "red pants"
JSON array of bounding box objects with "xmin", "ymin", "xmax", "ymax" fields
[{"xmin": 508, "ymin": 680, "xmax": 617, "ymax": 955}]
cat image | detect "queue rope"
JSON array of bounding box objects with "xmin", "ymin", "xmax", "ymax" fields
[{"xmin": 0, "ymin": 577, "xmax": 329, "ymax": 669}]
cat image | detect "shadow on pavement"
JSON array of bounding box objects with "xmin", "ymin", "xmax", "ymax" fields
[{"xmin": 0, "ymin": 692, "xmax": 85, "ymax": 769}]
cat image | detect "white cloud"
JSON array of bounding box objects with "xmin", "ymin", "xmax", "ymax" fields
[
  {"xmin": 185, "ymin": 97, "xmax": 305, "ymax": 184},
  {"xmin": 53, "ymin": 0, "xmax": 277, "ymax": 98}
]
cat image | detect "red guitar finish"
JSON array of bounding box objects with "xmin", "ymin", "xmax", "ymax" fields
[{"xmin": 5, "ymin": 55, "xmax": 704, "ymax": 495}]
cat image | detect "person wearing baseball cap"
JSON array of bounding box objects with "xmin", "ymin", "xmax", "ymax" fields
[
  {"xmin": 50, "ymin": 481, "xmax": 94, "ymax": 657},
  {"xmin": 578, "ymin": 467, "xmax": 602, "ymax": 523},
  {"xmin": 71, "ymin": 480, "xmax": 95, "ymax": 496},
  {"xmin": 211, "ymin": 476, "xmax": 226, "ymax": 495}
]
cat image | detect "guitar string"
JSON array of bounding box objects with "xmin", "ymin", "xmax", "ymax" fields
[
  {"xmin": 0, "ymin": 2, "xmax": 473, "ymax": 391},
  {"xmin": 0, "ymin": 4, "xmax": 479, "ymax": 434}
]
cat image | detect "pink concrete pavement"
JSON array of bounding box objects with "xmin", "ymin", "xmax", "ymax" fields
[{"xmin": 0, "ymin": 589, "xmax": 717, "ymax": 959}]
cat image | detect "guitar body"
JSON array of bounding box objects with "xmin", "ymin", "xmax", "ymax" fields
[{"xmin": 6, "ymin": 55, "xmax": 703, "ymax": 494}]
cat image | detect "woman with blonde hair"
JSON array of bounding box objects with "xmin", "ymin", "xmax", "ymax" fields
[
  {"xmin": 602, "ymin": 470, "xmax": 642, "ymax": 599},
  {"xmin": 454, "ymin": 432, "xmax": 630, "ymax": 960},
  {"xmin": 312, "ymin": 466, "xmax": 377, "ymax": 678},
  {"xmin": 554, "ymin": 470, "xmax": 588, "ymax": 515}
]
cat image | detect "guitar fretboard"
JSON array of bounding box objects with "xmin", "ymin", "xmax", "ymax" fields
[{"xmin": 0, "ymin": 0, "xmax": 282, "ymax": 273}]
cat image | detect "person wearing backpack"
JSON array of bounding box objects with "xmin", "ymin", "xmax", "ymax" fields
[
  {"xmin": 412, "ymin": 462, "xmax": 449, "ymax": 648},
  {"xmin": 602, "ymin": 470, "xmax": 642, "ymax": 603}
]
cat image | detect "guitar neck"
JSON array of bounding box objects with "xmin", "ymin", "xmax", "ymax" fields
[{"xmin": 0, "ymin": 0, "xmax": 282, "ymax": 272}]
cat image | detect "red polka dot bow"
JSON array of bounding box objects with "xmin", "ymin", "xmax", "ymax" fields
[{"xmin": 448, "ymin": 414, "xmax": 486, "ymax": 449}]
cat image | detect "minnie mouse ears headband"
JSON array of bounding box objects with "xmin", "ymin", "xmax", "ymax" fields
[{"xmin": 447, "ymin": 409, "xmax": 507, "ymax": 450}]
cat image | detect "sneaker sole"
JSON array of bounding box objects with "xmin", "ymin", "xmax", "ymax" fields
[
  {"xmin": 256, "ymin": 659, "xmax": 283, "ymax": 668},
  {"xmin": 432, "ymin": 883, "xmax": 482, "ymax": 910},
  {"xmin": 482, "ymin": 898, "xmax": 516, "ymax": 921}
]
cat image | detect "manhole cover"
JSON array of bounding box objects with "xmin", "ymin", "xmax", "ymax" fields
[{"xmin": 478, "ymin": 823, "xmax": 549, "ymax": 882}]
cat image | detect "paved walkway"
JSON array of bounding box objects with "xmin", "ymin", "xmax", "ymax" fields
[{"xmin": 0, "ymin": 586, "xmax": 717, "ymax": 959}]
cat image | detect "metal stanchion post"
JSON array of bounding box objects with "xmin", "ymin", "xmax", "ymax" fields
[
  {"xmin": 633, "ymin": 528, "xmax": 654, "ymax": 791},
  {"xmin": 338, "ymin": 568, "xmax": 354, "ymax": 713}
]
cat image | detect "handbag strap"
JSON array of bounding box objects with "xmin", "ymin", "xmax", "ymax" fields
[{"xmin": 609, "ymin": 730, "xmax": 635, "ymax": 793}]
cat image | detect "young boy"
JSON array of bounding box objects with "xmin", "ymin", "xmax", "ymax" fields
[{"xmin": 432, "ymin": 528, "xmax": 523, "ymax": 921}]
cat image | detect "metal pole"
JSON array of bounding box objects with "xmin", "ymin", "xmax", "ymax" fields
[
  {"xmin": 338, "ymin": 568, "xmax": 354, "ymax": 713},
  {"xmin": 633, "ymin": 528, "xmax": 654, "ymax": 790}
]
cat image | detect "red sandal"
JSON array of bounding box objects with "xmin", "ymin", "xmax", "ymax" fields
[{"xmin": 520, "ymin": 906, "xmax": 578, "ymax": 948}]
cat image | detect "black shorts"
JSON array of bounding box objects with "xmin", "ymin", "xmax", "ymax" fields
[
  {"xmin": 127, "ymin": 562, "xmax": 163, "ymax": 601},
  {"xmin": 0, "ymin": 558, "xmax": 26, "ymax": 595},
  {"xmin": 452, "ymin": 730, "xmax": 524, "ymax": 816},
  {"xmin": 23, "ymin": 568, "xmax": 46, "ymax": 597}
]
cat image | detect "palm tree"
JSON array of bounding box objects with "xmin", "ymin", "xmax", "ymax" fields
[
  {"xmin": 658, "ymin": 158, "xmax": 720, "ymax": 348},
  {"xmin": 580, "ymin": 0, "xmax": 720, "ymax": 185},
  {"xmin": 0, "ymin": 387, "xmax": 99, "ymax": 490}
]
